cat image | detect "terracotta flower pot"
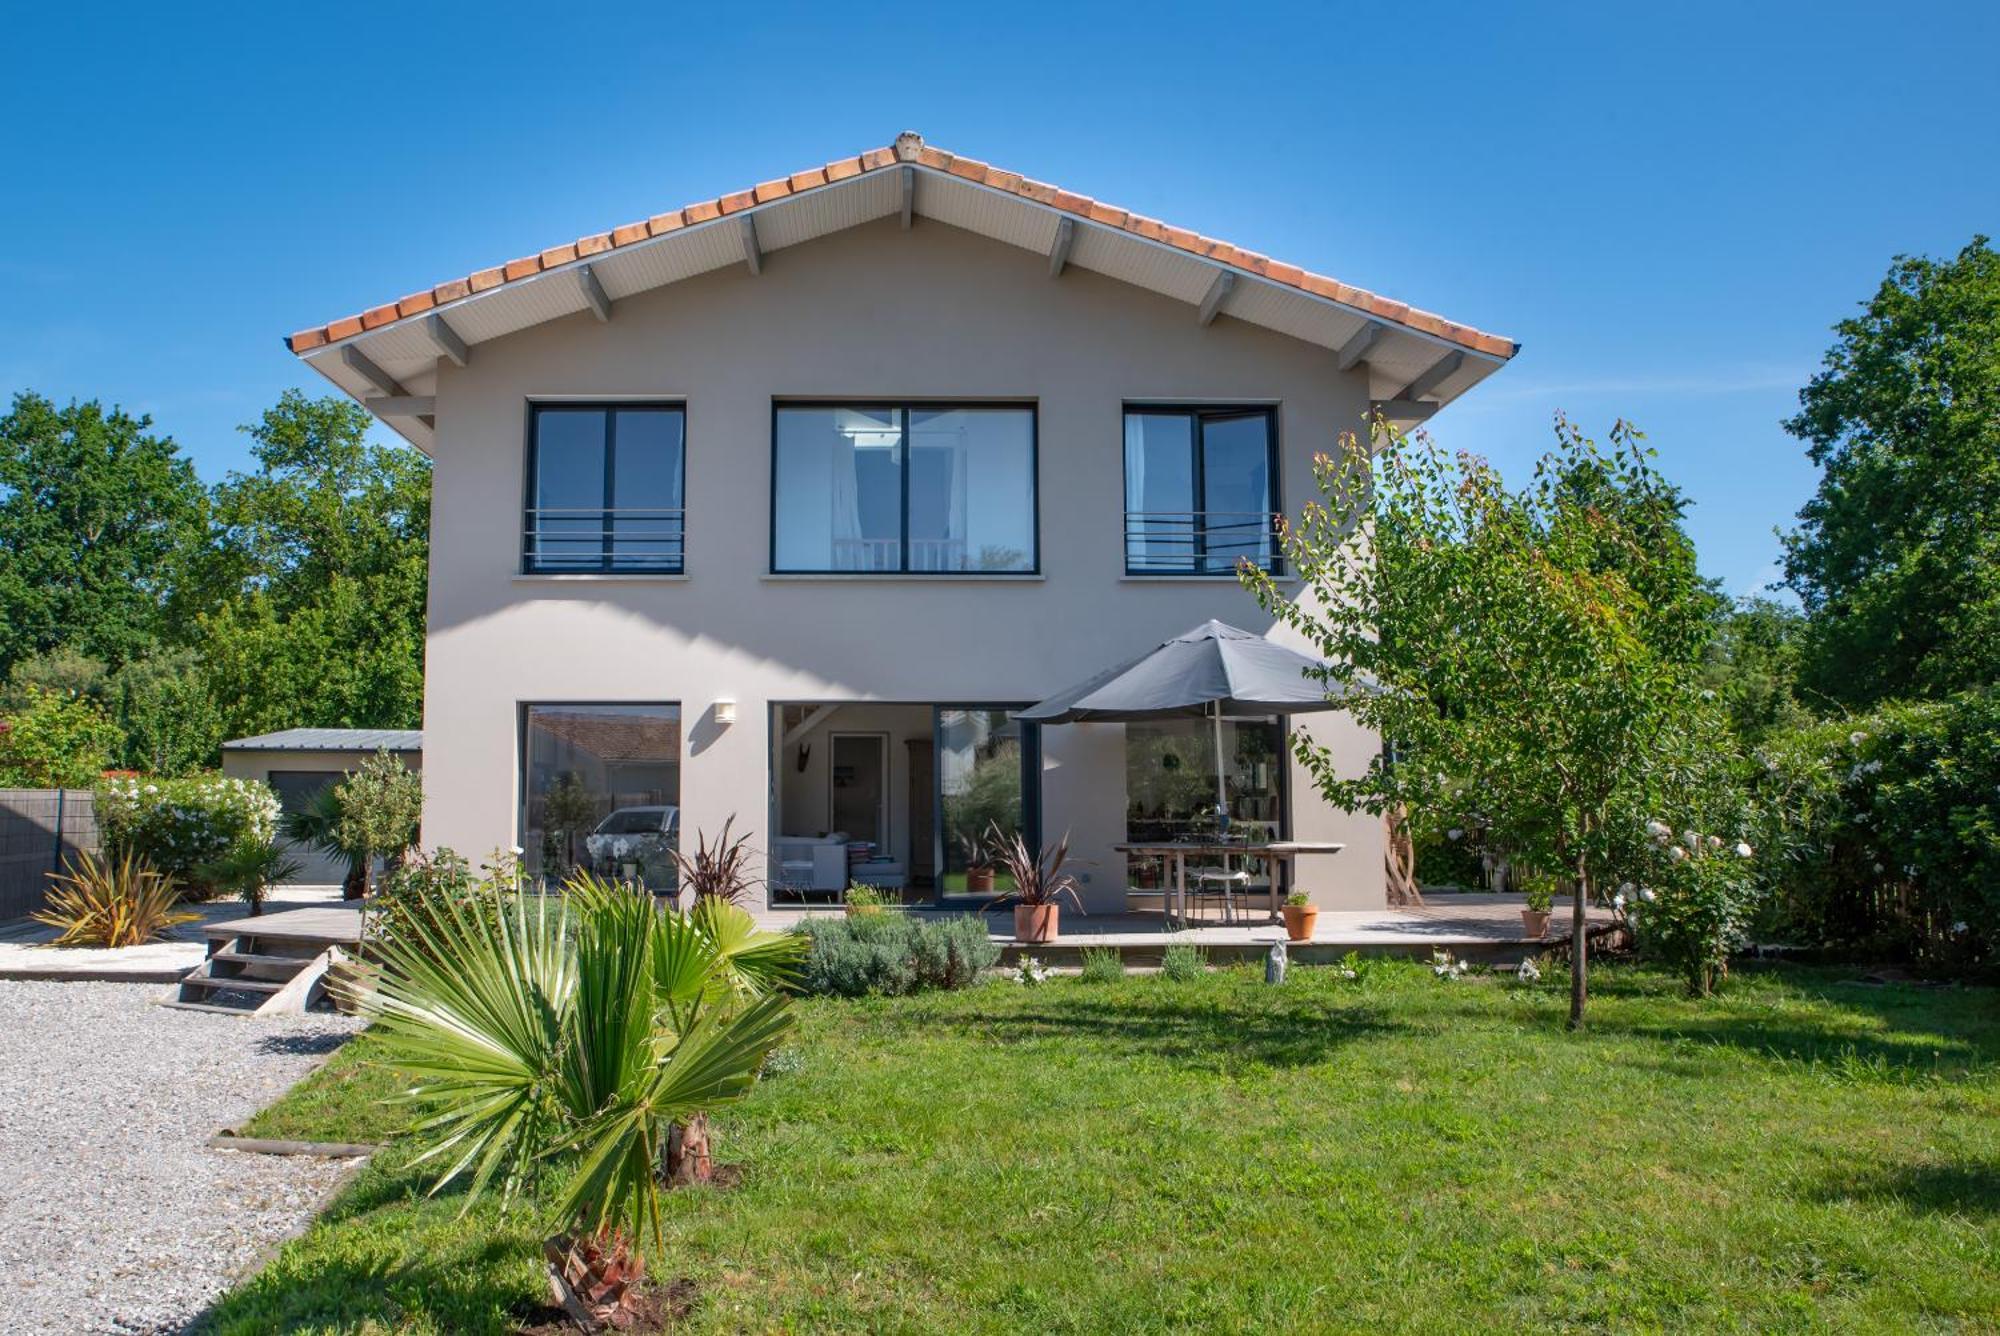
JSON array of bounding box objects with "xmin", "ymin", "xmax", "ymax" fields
[
  {"xmin": 1520, "ymin": 908, "xmax": 1551, "ymax": 938},
  {"xmin": 1014, "ymin": 903, "xmax": 1059, "ymax": 943},
  {"xmin": 1281, "ymin": 903, "xmax": 1318, "ymax": 942},
  {"xmin": 966, "ymin": 867, "xmax": 995, "ymax": 894}
]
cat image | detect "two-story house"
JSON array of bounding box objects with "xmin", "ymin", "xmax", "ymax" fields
[{"xmin": 284, "ymin": 132, "xmax": 1516, "ymax": 912}]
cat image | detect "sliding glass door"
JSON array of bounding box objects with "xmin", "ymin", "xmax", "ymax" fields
[{"xmin": 934, "ymin": 706, "xmax": 1038, "ymax": 894}]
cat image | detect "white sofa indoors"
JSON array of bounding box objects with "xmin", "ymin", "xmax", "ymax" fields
[{"xmin": 770, "ymin": 834, "xmax": 851, "ymax": 894}]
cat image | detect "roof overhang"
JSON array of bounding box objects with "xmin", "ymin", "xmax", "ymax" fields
[{"xmin": 288, "ymin": 135, "xmax": 1517, "ymax": 454}]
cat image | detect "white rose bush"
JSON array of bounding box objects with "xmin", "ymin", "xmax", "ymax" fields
[
  {"xmin": 96, "ymin": 774, "xmax": 281, "ymax": 899},
  {"xmin": 1625, "ymin": 820, "xmax": 1760, "ymax": 996}
]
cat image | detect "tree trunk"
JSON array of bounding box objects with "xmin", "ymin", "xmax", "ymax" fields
[
  {"xmin": 1567, "ymin": 844, "xmax": 1590, "ymax": 1030},
  {"xmin": 342, "ymin": 859, "xmax": 367, "ymax": 900},
  {"xmin": 544, "ymin": 1230, "xmax": 645, "ymax": 1333},
  {"xmin": 1384, "ymin": 808, "xmax": 1425, "ymax": 907},
  {"xmin": 664, "ymin": 1114, "xmax": 712, "ymax": 1187}
]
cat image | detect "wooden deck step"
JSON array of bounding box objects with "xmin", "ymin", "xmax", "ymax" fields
[
  {"xmin": 210, "ymin": 949, "xmax": 313, "ymax": 970},
  {"xmin": 181, "ymin": 974, "xmax": 287, "ymax": 994}
]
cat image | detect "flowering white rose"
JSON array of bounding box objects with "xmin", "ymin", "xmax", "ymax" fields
[
  {"xmin": 1639, "ymin": 887, "xmax": 1657, "ymax": 903},
  {"xmin": 1669, "ymin": 845, "xmax": 1688, "ymax": 863},
  {"xmin": 1733, "ymin": 842, "xmax": 1753, "ymax": 858}
]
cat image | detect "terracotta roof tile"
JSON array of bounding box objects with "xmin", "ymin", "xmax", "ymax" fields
[{"xmin": 285, "ymin": 132, "xmax": 1518, "ymax": 362}]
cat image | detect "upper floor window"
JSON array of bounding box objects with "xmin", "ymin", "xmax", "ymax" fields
[
  {"xmin": 772, "ymin": 404, "xmax": 1037, "ymax": 574},
  {"xmin": 1123, "ymin": 406, "xmax": 1280, "ymax": 576},
  {"xmin": 524, "ymin": 404, "xmax": 685, "ymax": 574}
]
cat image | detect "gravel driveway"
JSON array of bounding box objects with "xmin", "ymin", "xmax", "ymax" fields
[{"xmin": 0, "ymin": 981, "xmax": 363, "ymax": 1334}]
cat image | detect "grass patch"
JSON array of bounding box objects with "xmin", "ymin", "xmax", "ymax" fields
[{"xmin": 206, "ymin": 962, "xmax": 2000, "ymax": 1332}]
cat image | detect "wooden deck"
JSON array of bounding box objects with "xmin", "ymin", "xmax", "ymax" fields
[
  {"xmin": 191, "ymin": 892, "xmax": 1602, "ymax": 973},
  {"xmin": 752, "ymin": 893, "xmax": 1609, "ymax": 966},
  {"xmin": 203, "ymin": 902, "xmax": 363, "ymax": 949}
]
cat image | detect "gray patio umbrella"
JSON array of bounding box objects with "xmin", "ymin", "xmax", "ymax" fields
[{"xmin": 1018, "ymin": 620, "xmax": 1346, "ymax": 820}]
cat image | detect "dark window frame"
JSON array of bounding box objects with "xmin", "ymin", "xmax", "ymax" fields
[
  {"xmin": 522, "ymin": 401, "xmax": 687, "ymax": 575},
  {"xmin": 767, "ymin": 400, "xmax": 1041, "ymax": 575},
  {"xmin": 515, "ymin": 699, "xmax": 684, "ymax": 858},
  {"xmin": 1120, "ymin": 403, "xmax": 1283, "ymax": 577}
]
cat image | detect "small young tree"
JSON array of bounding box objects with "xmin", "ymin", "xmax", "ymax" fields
[
  {"xmin": 331, "ymin": 749, "xmax": 423, "ymax": 898},
  {"xmin": 1245, "ymin": 416, "xmax": 1715, "ymax": 1027}
]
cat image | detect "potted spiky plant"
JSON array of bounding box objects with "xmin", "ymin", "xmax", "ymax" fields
[
  {"xmin": 359, "ymin": 872, "xmax": 802, "ymax": 1331},
  {"xmin": 991, "ymin": 822, "xmax": 1083, "ymax": 945},
  {"xmin": 961, "ymin": 832, "xmax": 995, "ymax": 894}
]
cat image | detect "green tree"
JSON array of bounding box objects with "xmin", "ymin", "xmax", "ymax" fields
[
  {"xmin": 0, "ymin": 687, "xmax": 122, "ymax": 787},
  {"xmin": 1703, "ymin": 597, "xmax": 1814, "ymax": 747},
  {"xmin": 193, "ymin": 391, "xmax": 430, "ymax": 737},
  {"xmin": 1781, "ymin": 237, "xmax": 2000, "ymax": 706},
  {"xmin": 332, "ymin": 749, "xmax": 423, "ymax": 897},
  {"xmin": 4, "ymin": 647, "xmax": 110, "ymax": 709},
  {"xmin": 1247, "ymin": 416, "xmax": 1717, "ymax": 1026},
  {"xmin": 109, "ymin": 648, "xmax": 225, "ymax": 775},
  {"xmin": 0, "ymin": 394, "xmax": 207, "ymax": 675}
]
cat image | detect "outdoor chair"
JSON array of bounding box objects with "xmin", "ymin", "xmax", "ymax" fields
[{"xmin": 1188, "ymin": 864, "xmax": 1252, "ymax": 923}]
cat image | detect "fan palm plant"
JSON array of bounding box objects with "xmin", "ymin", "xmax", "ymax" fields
[
  {"xmin": 360, "ymin": 871, "xmax": 802, "ymax": 1330},
  {"xmin": 196, "ymin": 837, "xmax": 303, "ymax": 916},
  {"xmin": 281, "ymin": 786, "xmax": 367, "ymax": 898}
]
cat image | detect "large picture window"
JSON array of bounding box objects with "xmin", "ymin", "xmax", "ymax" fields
[
  {"xmin": 521, "ymin": 703, "xmax": 681, "ymax": 893},
  {"xmin": 1125, "ymin": 715, "xmax": 1284, "ymax": 844},
  {"xmin": 524, "ymin": 404, "xmax": 685, "ymax": 573},
  {"xmin": 1123, "ymin": 406, "xmax": 1280, "ymax": 575},
  {"xmin": 772, "ymin": 404, "xmax": 1037, "ymax": 573}
]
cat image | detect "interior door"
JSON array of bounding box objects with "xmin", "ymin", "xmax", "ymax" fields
[{"xmin": 829, "ymin": 733, "xmax": 887, "ymax": 848}]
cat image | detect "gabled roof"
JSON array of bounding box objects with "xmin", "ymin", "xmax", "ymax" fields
[
  {"xmin": 287, "ymin": 132, "xmax": 1517, "ymax": 451},
  {"xmin": 223, "ymin": 728, "xmax": 422, "ymax": 753}
]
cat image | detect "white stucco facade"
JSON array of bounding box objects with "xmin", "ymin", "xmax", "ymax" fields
[{"xmin": 418, "ymin": 215, "xmax": 1392, "ymax": 910}]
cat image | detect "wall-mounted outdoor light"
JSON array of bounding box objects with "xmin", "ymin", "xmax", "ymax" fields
[{"xmin": 713, "ymin": 698, "xmax": 737, "ymax": 726}]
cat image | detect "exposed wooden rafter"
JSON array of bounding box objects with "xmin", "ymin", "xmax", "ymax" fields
[
  {"xmin": 364, "ymin": 395, "xmax": 436, "ymax": 419},
  {"xmin": 1048, "ymin": 217, "xmax": 1076, "ymax": 278},
  {"xmin": 425, "ymin": 314, "xmax": 469, "ymax": 368},
  {"xmin": 577, "ymin": 263, "xmax": 612, "ymax": 321},
  {"xmin": 1197, "ymin": 270, "xmax": 1237, "ymax": 327},
  {"xmin": 900, "ymin": 166, "xmax": 915, "ymax": 229},
  {"xmin": 1335, "ymin": 320, "xmax": 1385, "ymax": 372},
  {"xmin": 1397, "ymin": 350, "xmax": 1465, "ymax": 403},
  {"xmin": 341, "ymin": 345, "xmax": 406, "ymax": 397}
]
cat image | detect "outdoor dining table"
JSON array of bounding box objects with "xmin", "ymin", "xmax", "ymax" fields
[{"xmin": 1113, "ymin": 840, "xmax": 1347, "ymax": 927}]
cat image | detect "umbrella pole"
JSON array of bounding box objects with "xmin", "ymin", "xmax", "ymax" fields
[{"xmin": 1212, "ymin": 700, "xmax": 1227, "ymax": 825}]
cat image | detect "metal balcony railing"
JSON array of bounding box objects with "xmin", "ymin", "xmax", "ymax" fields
[
  {"xmin": 828, "ymin": 537, "xmax": 971, "ymax": 572},
  {"xmin": 523, "ymin": 507, "xmax": 686, "ymax": 573},
  {"xmin": 1124, "ymin": 510, "xmax": 1282, "ymax": 576}
]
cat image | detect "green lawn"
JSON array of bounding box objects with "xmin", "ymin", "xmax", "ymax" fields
[{"xmin": 210, "ymin": 962, "xmax": 2000, "ymax": 1333}]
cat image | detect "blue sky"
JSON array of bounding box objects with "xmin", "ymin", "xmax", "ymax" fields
[{"xmin": 3, "ymin": 1, "xmax": 1993, "ymax": 597}]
